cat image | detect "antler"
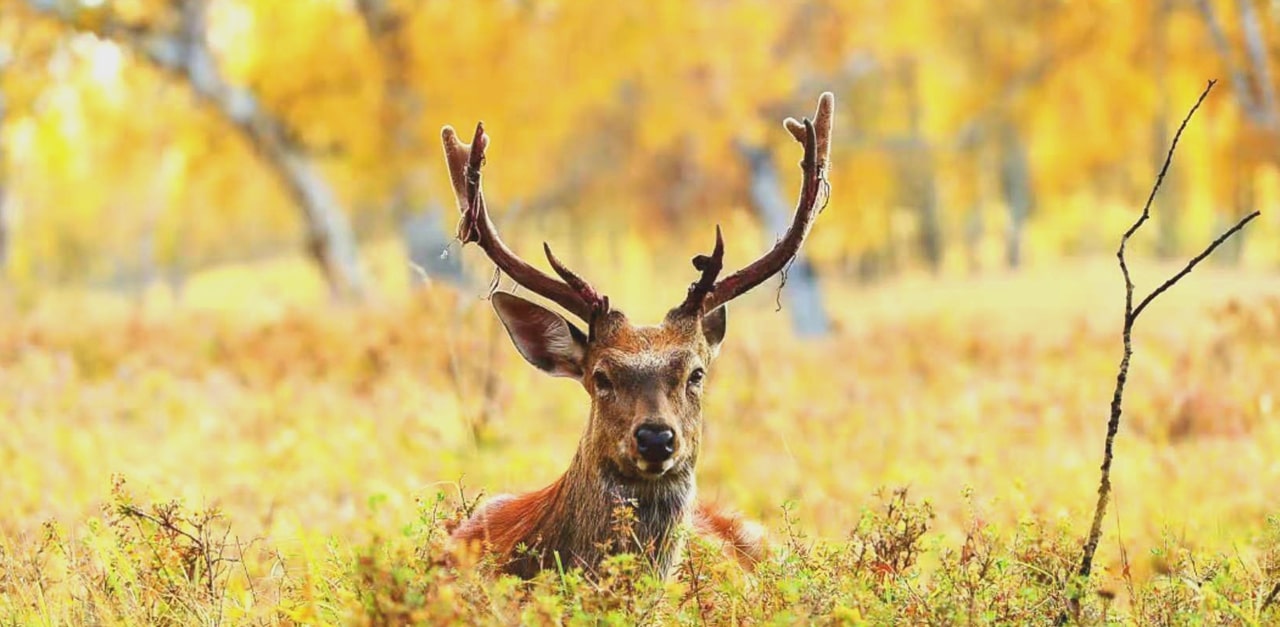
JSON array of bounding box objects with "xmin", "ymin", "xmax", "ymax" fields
[
  {"xmin": 677, "ymin": 92, "xmax": 834, "ymax": 315},
  {"xmin": 441, "ymin": 122, "xmax": 609, "ymax": 324}
]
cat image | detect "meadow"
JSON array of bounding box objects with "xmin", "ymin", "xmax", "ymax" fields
[{"xmin": 1, "ymin": 246, "xmax": 1279, "ymax": 625}]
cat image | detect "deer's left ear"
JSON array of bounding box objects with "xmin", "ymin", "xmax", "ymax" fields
[{"xmin": 702, "ymin": 306, "xmax": 727, "ymax": 359}]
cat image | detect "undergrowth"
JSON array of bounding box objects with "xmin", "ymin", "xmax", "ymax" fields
[
  {"xmin": 2, "ymin": 272, "xmax": 1279, "ymax": 624},
  {"xmin": 4, "ymin": 481, "xmax": 1279, "ymax": 625}
]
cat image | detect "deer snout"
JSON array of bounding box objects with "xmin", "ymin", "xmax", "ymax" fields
[{"xmin": 634, "ymin": 424, "xmax": 676, "ymax": 463}]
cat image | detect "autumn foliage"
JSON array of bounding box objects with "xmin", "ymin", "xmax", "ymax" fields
[
  {"xmin": 2, "ymin": 0, "xmax": 1279, "ymax": 292},
  {"xmin": 2, "ymin": 0, "xmax": 1280, "ymax": 624}
]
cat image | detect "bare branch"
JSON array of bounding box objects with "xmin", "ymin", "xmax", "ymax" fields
[
  {"xmin": 1259, "ymin": 580, "xmax": 1280, "ymax": 614},
  {"xmin": 1133, "ymin": 210, "xmax": 1261, "ymax": 319},
  {"xmin": 1067, "ymin": 79, "xmax": 1261, "ymax": 619},
  {"xmin": 1262, "ymin": 579, "xmax": 1280, "ymax": 614},
  {"xmin": 1119, "ymin": 80, "xmax": 1218, "ymax": 255}
]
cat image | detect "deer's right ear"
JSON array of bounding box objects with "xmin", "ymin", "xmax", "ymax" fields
[{"xmin": 492, "ymin": 292, "xmax": 588, "ymax": 378}]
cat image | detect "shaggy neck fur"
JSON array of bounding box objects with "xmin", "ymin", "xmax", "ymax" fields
[{"xmin": 505, "ymin": 443, "xmax": 697, "ymax": 579}]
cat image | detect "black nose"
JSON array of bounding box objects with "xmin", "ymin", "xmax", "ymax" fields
[{"xmin": 634, "ymin": 424, "xmax": 676, "ymax": 463}]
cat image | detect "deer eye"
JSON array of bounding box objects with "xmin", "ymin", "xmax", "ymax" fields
[
  {"xmin": 687, "ymin": 368, "xmax": 706, "ymax": 387},
  {"xmin": 592, "ymin": 371, "xmax": 614, "ymax": 395}
]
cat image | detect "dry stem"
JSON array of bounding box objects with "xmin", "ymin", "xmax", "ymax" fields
[{"xmin": 1064, "ymin": 78, "xmax": 1262, "ymax": 622}]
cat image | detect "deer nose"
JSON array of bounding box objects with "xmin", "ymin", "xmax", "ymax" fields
[{"xmin": 634, "ymin": 424, "xmax": 676, "ymax": 463}]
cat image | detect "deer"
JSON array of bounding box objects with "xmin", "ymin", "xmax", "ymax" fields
[{"xmin": 442, "ymin": 93, "xmax": 834, "ymax": 580}]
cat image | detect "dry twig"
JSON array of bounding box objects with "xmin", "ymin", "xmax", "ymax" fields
[
  {"xmin": 1262, "ymin": 579, "xmax": 1280, "ymax": 615},
  {"xmin": 1064, "ymin": 79, "xmax": 1261, "ymax": 622}
]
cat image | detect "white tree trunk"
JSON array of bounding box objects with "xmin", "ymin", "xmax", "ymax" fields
[
  {"xmin": 740, "ymin": 144, "xmax": 831, "ymax": 337},
  {"xmin": 0, "ymin": 92, "xmax": 7, "ymax": 277},
  {"xmin": 28, "ymin": 0, "xmax": 368, "ymax": 300}
]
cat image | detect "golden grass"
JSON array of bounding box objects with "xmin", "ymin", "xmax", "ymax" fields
[{"xmin": 1, "ymin": 252, "xmax": 1278, "ymax": 623}]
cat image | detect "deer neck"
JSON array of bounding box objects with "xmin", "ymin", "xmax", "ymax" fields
[{"xmin": 522, "ymin": 445, "xmax": 697, "ymax": 578}]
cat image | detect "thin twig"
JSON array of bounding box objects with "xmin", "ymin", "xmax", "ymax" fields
[
  {"xmin": 1120, "ymin": 79, "xmax": 1217, "ymax": 252},
  {"xmin": 1064, "ymin": 79, "xmax": 1261, "ymax": 622},
  {"xmin": 1262, "ymin": 579, "xmax": 1280, "ymax": 614},
  {"xmin": 1133, "ymin": 211, "xmax": 1261, "ymax": 318}
]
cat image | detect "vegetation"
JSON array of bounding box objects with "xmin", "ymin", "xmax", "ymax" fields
[
  {"xmin": 3, "ymin": 0, "xmax": 1280, "ymax": 624},
  {"xmin": 2, "ymin": 256, "xmax": 1279, "ymax": 623},
  {"xmin": 2, "ymin": 0, "xmax": 1280, "ymax": 294}
]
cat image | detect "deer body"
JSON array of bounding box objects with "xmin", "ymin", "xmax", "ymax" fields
[
  {"xmin": 455, "ymin": 478, "xmax": 765, "ymax": 579},
  {"xmin": 440, "ymin": 93, "xmax": 833, "ymax": 579},
  {"xmin": 453, "ymin": 453, "xmax": 697, "ymax": 578}
]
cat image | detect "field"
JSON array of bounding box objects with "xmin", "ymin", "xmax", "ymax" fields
[{"xmin": 2, "ymin": 253, "xmax": 1280, "ymax": 625}]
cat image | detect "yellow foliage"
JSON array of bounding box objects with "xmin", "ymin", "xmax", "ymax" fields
[
  {"xmin": 3, "ymin": 0, "xmax": 1275, "ymax": 286},
  {"xmin": 0, "ymin": 252, "xmax": 1278, "ymax": 622}
]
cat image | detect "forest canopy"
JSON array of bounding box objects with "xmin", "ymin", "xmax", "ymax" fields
[{"xmin": 0, "ymin": 0, "xmax": 1277, "ymax": 301}]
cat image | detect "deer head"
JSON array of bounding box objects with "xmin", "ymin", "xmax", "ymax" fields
[{"xmin": 441, "ymin": 93, "xmax": 832, "ymax": 576}]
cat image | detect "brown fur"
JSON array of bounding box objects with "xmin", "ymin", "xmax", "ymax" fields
[{"xmin": 450, "ymin": 302, "xmax": 767, "ymax": 579}]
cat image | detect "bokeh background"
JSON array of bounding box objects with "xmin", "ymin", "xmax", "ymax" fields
[{"xmin": 2, "ymin": 0, "xmax": 1280, "ymax": 621}]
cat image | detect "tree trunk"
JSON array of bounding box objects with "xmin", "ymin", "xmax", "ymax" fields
[
  {"xmin": 0, "ymin": 91, "xmax": 7, "ymax": 278},
  {"xmin": 1152, "ymin": 0, "xmax": 1186, "ymax": 259},
  {"xmin": 964, "ymin": 203, "xmax": 983, "ymax": 275},
  {"xmin": 901, "ymin": 58, "xmax": 943, "ymax": 273},
  {"xmin": 998, "ymin": 121, "xmax": 1034, "ymax": 269},
  {"xmin": 1152, "ymin": 110, "xmax": 1186, "ymax": 258},
  {"xmin": 1216, "ymin": 173, "xmax": 1253, "ymax": 265},
  {"xmin": 906, "ymin": 157, "xmax": 943, "ymax": 273},
  {"xmin": 355, "ymin": 0, "xmax": 462, "ymax": 291},
  {"xmin": 28, "ymin": 0, "xmax": 368, "ymax": 301},
  {"xmin": 0, "ymin": 179, "xmax": 7, "ymax": 279},
  {"xmin": 271, "ymin": 148, "xmax": 366, "ymax": 298},
  {"xmin": 401, "ymin": 202, "xmax": 464, "ymax": 285},
  {"xmin": 740, "ymin": 144, "xmax": 831, "ymax": 337}
]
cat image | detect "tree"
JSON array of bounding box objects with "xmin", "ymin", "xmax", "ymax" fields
[
  {"xmin": 0, "ymin": 88, "xmax": 7, "ymax": 278},
  {"xmin": 355, "ymin": 0, "xmax": 462, "ymax": 287},
  {"xmin": 25, "ymin": 0, "xmax": 368, "ymax": 300},
  {"xmin": 739, "ymin": 142, "xmax": 831, "ymax": 336}
]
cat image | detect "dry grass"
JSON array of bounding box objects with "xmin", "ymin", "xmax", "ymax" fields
[{"xmin": 2, "ymin": 254, "xmax": 1279, "ymax": 624}]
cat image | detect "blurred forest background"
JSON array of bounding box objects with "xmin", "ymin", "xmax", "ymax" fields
[
  {"xmin": 4, "ymin": 1, "xmax": 1280, "ymax": 622},
  {"xmin": 1, "ymin": 0, "xmax": 1278, "ymax": 316}
]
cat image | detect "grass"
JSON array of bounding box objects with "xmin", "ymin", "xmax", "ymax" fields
[{"xmin": 1, "ymin": 254, "xmax": 1279, "ymax": 624}]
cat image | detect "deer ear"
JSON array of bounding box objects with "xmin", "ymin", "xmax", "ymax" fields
[
  {"xmin": 492, "ymin": 292, "xmax": 588, "ymax": 378},
  {"xmin": 702, "ymin": 306, "xmax": 727, "ymax": 358}
]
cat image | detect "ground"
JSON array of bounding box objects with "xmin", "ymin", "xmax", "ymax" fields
[{"xmin": 2, "ymin": 254, "xmax": 1279, "ymax": 624}]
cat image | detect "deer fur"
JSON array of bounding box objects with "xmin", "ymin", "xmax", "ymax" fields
[
  {"xmin": 443, "ymin": 92, "xmax": 834, "ymax": 580},
  {"xmin": 451, "ymin": 296, "xmax": 766, "ymax": 578}
]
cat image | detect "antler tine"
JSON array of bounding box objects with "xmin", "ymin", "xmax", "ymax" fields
[
  {"xmin": 676, "ymin": 225, "xmax": 725, "ymax": 314},
  {"xmin": 699, "ymin": 92, "xmax": 833, "ymax": 314},
  {"xmin": 543, "ymin": 243, "xmax": 610, "ymax": 321},
  {"xmin": 441, "ymin": 122, "xmax": 608, "ymax": 323}
]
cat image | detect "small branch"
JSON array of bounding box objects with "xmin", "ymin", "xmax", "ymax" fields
[
  {"xmin": 1121, "ymin": 80, "xmax": 1217, "ymax": 253},
  {"xmin": 1133, "ymin": 210, "xmax": 1261, "ymax": 319},
  {"xmin": 1065, "ymin": 79, "xmax": 1260, "ymax": 621},
  {"xmin": 1262, "ymin": 579, "xmax": 1280, "ymax": 614}
]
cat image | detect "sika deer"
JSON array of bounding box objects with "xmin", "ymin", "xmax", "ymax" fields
[{"xmin": 444, "ymin": 93, "xmax": 834, "ymax": 579}]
